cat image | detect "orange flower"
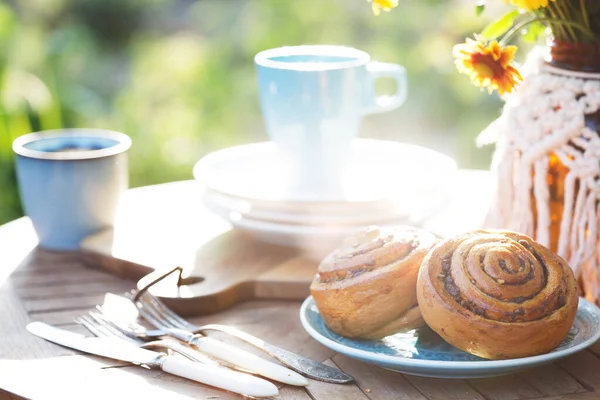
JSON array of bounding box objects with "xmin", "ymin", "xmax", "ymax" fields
[
  {"xmin": 453, "ymin": 37, "xmax": 523, "ymax": 96},
  {"xmin": 368, "ymin": 0, "xmax": 399, "ymax": 16},
  {"xmin": 505, "ymin": 0, "xmax": 555, "ymax": 12}
]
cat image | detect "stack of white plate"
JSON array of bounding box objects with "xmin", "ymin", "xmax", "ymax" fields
[{"xmin": 193, "ymin": 139, "xmax": 457, "ymax": 259}]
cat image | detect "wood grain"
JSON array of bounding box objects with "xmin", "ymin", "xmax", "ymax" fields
[
  {"xmin": 587, "ymin": 337, "xmax": 600, "ymax": 357},
  {"xmin": 0, "ymin": 283, "xmax": 73, "ymax": 360},
  {"xmin": 277, "ymin": 386, "xmax": 312, "ymax": 400},
  {"xmin": 542, "ymin": 394, "xmax": 600, "ymax": 400},
  {"xmin": 468, "ymin": 375, "xmax": 542, "ymax": 400},
  {"xmin": 0, "ymin": 390, "xmax": 25, "ymax": 400},
  {"xmin": 519, "ymin": 364, "xmax": 587, "ymax": 396},
  {"xmin": 332, "ymin": 355, "xmax": 427, "ymax": 400},
  {"xmin": 405, "ymin": 376, "xmax": 485, "ymax": 400},
  {"xmin": 304, "ymin": 360, "xmax": 369, "ymax": 400},
  {"xmin": 78, "ymin": 180, "xmax": 320, "ymax": 317},
  {"xmin": 188, "ymin": 300, "xmax": 337, "ymax": 363},
  {"xmin": 559, "ymin": 351, "xmax": 600, "ymax": 391},
  {"xmin": 23, "ymin": 294, "xmax": 107, "ymax": 313},
  {"xmin": 14, "ymin": 279, "xmax": 135, "ymax": 299},
  {"xmin": 10, "ymin": 269, "xmax": 121, "ymax": 288},
  {"xmin": 2, "ymin": 176, "xmax": 599, "ymax": 400},
  {"xmin": 9, "ymin": 248, "xmax": 86, "ymax": 274},
  {"xmin": 30, "ymin": 308, "xmax": 100, "ymax": 326}
]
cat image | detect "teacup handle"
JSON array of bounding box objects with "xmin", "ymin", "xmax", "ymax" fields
[{"xmin": 363, "ymin": 61, "xmax": 407, "ymax": 115}]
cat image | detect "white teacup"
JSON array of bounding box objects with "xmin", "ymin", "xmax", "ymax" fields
[
  {"xmin": 13, "ymin": 129, "xmax": 131, "ymax": 251},
  {"xmin": 255, "ymin": 45, "xmax": 407, "ymax": 199}
]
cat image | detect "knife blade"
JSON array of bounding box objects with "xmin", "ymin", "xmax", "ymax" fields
[{"xmin": 26, "ymin": 322, "xmax": 278, "ymax": 398}]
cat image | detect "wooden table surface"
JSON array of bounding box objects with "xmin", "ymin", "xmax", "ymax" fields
[{"xmin": 2, "ymin": 176, "xmax": 600, "ymax": 400}]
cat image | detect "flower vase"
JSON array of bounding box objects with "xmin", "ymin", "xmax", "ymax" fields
[{"xmin": 483, "ymin": 42, "xmax": 600, "ymax": 304}]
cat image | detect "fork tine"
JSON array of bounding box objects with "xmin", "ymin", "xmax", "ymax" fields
[
  {"xmin": 95, "ymin": 303, "xmax": 149, "ymax": 335},
  {"xmin": 78, "ymin": 311, "xmax": 143, "ymax": 346},
  {"xmin": 87, "ymin": 312, "xmax": 121, "ymax": 338},
  {"xmin": 95, "ymin": 302, "xmax": 168, "ymax": 339},
  {"xmin": 128, "ymin": 292, "xmax": 179, "ymax": 329},
  {"xmin": 75, "ymin": 315, "xmax": 110, "ymax": 338},
  {"xmin": 140, "ymin": 292, "xmax": 194, "ymax": 330},
  {"xmin": 94, "ymin": 305, "xmax": 143, "ymax": 339},
  {"xmin": 85, "ymin": 314, "xmax": 115, "ymax": 338},
  {"xmin": 88, "ymin": 311, "xmax": 142, "ymax": 345},
  {"xmin": 133, "ymin": 296, "xmax": 177, "ymax": 329},
  {"xmin": 80, "ymin": 306, "xmax": 225, "ymax": 366}
]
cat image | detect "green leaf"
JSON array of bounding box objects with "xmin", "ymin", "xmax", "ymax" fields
[
  {"xmin": 521, "ymin": 21, "xmax": 546, "ymax": 43},
  {"xmin": 481, "ymin": 10, "xmax": 520, "ymax": 40},
  {"xmin": 475, "ymin": 4, "xmax": 485, "ymax": 16},
  {"xmin": 0, "ymin": 4, "xmax": 14, "ymax": 40}
]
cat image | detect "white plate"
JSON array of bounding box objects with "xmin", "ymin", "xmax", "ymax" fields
[
  {"xmin": 194, "ymin": 139, "xmax": 457, "ymax": 224},
  {"xmin": 202, "ymin": 189, "xmax": 420, "ymax": 227},
  {"xmin": 220, "ymin": 213, "xmax": 413, "ymax": 259},
  {"xmin": 202, "ymin": 191, "xmax": 419, "ymax": 258}
]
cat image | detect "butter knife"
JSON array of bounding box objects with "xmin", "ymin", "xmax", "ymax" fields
[{"xmin": 26, "ymin": 322, "xmax": 278, "ymax": 398}]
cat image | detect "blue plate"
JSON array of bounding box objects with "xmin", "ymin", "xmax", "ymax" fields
[{"xmin": 300, "ymin": 296, "xmax": 600, "ymax": 379}]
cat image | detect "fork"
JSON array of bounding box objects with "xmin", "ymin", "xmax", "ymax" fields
[
  {"xmin": 90, "ymin": 306, "xmax": 277, "ymax": 377},
  {"xmin": 100, "ymin": 292, "xmax": 309, "ymax": 386},
  {"xmin": 77, "ymin": 310, "xmax": 219, "ymax": 366},
  {"xmin": 131, "ymin": 291, "xmax": 354, "ymax": 384},
  {"xmin": 74, "ymin": 313, "xmax": 278, "ymax": 398}
]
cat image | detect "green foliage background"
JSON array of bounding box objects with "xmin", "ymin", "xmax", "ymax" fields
[{"xmin": 0, "ymin": 0, "xmax": 508, "ymax": 224}]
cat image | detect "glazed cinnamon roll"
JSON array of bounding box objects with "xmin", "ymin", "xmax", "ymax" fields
[
  {"xmin": 417, "ymin": 230, "xmax": 578, "ymax": 359},
  {"xmin": 310, "ymin": 226, "xmax": 438, "ymax": 339}
]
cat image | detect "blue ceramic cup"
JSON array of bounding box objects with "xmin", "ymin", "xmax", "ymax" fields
[
  {"xmin": 255, "ymin": 45, "xmax": 407, "ymax": 199},
  {"xmin": 12, "ymin": 129, "xmax": 131, "ymax": 251}
]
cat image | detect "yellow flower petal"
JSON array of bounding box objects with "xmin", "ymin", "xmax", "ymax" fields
[
  {"xmin": 368, "ymin": 0, "xmax": 399, "ymax": 16},
  {"xmin": 453, "ymin": 37, "xmax": 522, "ymax": 96},
  {"xmin": 504, "ymin": 0, "xmax": 555, "ymax": 12}
]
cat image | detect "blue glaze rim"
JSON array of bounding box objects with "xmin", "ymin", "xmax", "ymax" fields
[
  {"xmin": 255, "ymin": 45, "xmax": 370, "ymax": 71},
  {"xmin": 13, "ymin": 129, "xmax": 132, "ymax": 161},
  {"xmin": 299, "ymin": 296, "xmax": 600, "ymax": 371}
]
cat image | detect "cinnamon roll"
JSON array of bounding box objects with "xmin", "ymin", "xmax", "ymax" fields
[
  {"xmin": 417, "ymin": 230, "xmax": 578, "ymax": 359},
  {"xmin": 310, "ymin": 226, "xmax": 438, "ymax": 339}
]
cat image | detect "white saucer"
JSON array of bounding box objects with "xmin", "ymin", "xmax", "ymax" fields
[
  {"xmin": 230, "ymin": 218, "xmax": 414, "ymax": 260},
  {"xmin": 202, "ymin": 189, "xmax": 413, "ymax": 227},
  {"xmin": 193, "ymin": 139, "xmax": 457, "ymax": 255},
  {"xmin": 194, "ymin": 139, "xmax": 456, "ymax": 209}
]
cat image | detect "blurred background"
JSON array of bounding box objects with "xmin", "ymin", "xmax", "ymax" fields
[{"xmin": 0, "ymin": 0, "xmax": 513, "ymax": 224}]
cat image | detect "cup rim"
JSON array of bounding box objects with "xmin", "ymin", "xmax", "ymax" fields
[
  {"xmin": 12, "ymin": 129, "xmax": 132, "ymax": 161},
  {"xmin": 254, "ymin": 45, "xmax": 370, "ymax": 71}
]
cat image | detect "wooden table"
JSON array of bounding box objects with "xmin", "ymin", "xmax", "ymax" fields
[{"xmin": 2, "ymin": 177, "xmax": 600, "ymax": 400}]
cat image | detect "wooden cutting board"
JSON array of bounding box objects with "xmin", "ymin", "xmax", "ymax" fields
[
  {"xmin": 79, "ymin": 181, "xmax": 320, "ymax": 317},
  {"xmin": 79, "ymin": 171, "xmax": 492, "ymax": 317}
]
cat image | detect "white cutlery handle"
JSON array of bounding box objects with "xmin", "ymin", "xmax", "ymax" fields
[
  {"xmin": 160, "ymin": 355, "xmax": 278, "ymax": 398},
  {"xmin": 191, "ymin": 335, "xmax": 308, "ymax": 386}
]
